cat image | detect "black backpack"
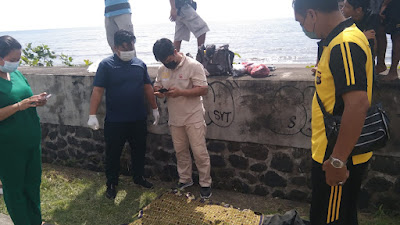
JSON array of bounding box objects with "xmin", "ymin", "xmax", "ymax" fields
[{"xmin": 196, "ymin": 44, "xmax": 235, "ymax": 76}]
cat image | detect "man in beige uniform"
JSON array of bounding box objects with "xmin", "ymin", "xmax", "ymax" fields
[{"xmin": 153, "ymin": 38, "xmax": 212, "ymax": 198}]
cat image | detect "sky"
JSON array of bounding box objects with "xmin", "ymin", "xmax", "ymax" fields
[{"xmin": 0, "ymin": 0, "xmax": 295, "ymax": 32}]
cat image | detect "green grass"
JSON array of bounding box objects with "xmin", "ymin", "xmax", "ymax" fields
[
  {"xmin": 1, "ymin": 164, "xmax": 399, "ymax": 225},
  {"xmin": 0, "ymin": 164, "xmax": 164, "ymax": 225}
]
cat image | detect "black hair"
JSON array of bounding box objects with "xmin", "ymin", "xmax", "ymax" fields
[
  {"xmin": 0, "ymin": 35, "xmax": 22, "ymax": 58},
  {"xmin": 153, "ymin": 38, "xmax": 175, "ymax": 62},
  {"xmin": 293, "ymin": 0, "xmax": 340, "ymax": 16},
  {"xmin": 346, "ymin": 0, "xmax": 370, "ymax": 12},
  {"xmin": 114, "ymin": 29, "xmax": 136, "ymax": 47}
]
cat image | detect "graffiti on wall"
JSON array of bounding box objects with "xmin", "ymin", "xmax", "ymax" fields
[
  {"xmin": 204, "ymin": 80, "xmax": 237, "ymax": 127},
  {"xmin": 263, "ymin": 86, "xmax": 315, "ymax": 137}
]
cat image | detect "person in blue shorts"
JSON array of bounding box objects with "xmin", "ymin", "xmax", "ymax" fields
[{"xmin": 104, "ymin": 0, "xmax": 135, "ymax": 54}]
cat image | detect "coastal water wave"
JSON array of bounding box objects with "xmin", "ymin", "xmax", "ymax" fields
[{"xmin": 0, "ymin": 18, "xmax": 392, "ymax": 66}]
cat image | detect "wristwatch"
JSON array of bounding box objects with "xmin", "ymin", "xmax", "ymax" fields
[{"xmin": 329, "ymin": 156, "xmax": 346, "ymax": 168}]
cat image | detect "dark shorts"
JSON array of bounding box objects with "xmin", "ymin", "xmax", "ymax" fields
[{"xmin": 383, "ymin": 1, "xmax": 400, "ymax": 34}]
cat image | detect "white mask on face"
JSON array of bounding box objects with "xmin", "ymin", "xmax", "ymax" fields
[
  {"xmin": 0, "ymin": 60, "xmax": 19, "ymax": 73},
  {"xmin": 119, "ymin": 50, "xmax": 136, "ymax": 61}
]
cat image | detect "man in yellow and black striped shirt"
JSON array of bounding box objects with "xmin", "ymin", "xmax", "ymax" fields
[{"xmin": 293, "ymin": 0, "xmax": 373, "ymax": 224}]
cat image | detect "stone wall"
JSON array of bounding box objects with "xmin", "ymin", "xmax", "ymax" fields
[{"xmin": 20, "ymin": 67, "xmax": 400, "ymax": 211}]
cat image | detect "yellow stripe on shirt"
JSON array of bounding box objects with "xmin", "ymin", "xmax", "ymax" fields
[
  {"xmin": 340, "ymin": 43, "xmax": 351, "ymax": 86},
  {"xmin": 345, "ymin": 42, "xmax": 356, "ymax": 85}
]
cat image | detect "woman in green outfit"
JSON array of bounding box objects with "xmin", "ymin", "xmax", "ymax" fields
[{"xmin": 0, "ymin": 35, "xmax": 48, "ymax": 225}]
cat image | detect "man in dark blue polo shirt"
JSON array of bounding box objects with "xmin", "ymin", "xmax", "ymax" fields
[{"xmin": 88, "ymin": 30, "xmax": 159, "ymax": 199}]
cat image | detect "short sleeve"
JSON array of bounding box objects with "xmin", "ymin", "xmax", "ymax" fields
[
  {"xmin": 93, "ymin": 61, "xmax": 107, "ymax": 88},
  {"xmin": 142, "ymin": 63, "xmax": 151, "ymax": 85},
  {"xmin": 191, "ymin": 63, "xmax": 208, "ymax": 87},
  {"xmin": 329, "ymin": 42, "xmax": 368, "ymax": 97}
]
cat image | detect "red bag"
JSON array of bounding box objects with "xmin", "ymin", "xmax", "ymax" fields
[{"xmin": 250, "ymin": 64, "xmax": 270, "ymax": 78}]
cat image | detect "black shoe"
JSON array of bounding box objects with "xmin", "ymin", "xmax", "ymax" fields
[
  {"xmin": 106, "ymin": 184, "xmax": 117, "ymax": 199},
  {"xmin": 175, "ymin": 181, "xmax": 194, "ymax": 190},
  {"xmin": 200, "ymin": 186, "xmax": 212, "ymax": 199},
  {"xmin": 134, "ymin": 176, "xmax": 154, "ymax": 189}
]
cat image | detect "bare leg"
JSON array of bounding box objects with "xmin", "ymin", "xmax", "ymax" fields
[
  {"xmin": 382, "ymin": 33, "xmax": 400, "ymax": 80},
  {"xmin": 197, "ymin": 33, "xmax": 206, "ymax": 48},
  {"xmin": 376, "ymin": 24, "xmax": 387, "ymax": 74},
  {"xmin": 174, "ymin": 40, "xmax": 182, "ymax": 52}
]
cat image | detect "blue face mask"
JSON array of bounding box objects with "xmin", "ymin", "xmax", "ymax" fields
[
  {"xmin": 302, "ymin": 25, "xmax": 319, "ymax": 39},
  {"xmin": 0, "ymin": 60, "xmax": 19, "ymax": 73}
]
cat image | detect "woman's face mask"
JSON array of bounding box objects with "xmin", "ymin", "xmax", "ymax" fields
[
  {"xmin": 0, "ymin": 59, "xmax": 19, "ymax": 73},
  {"xmin": 119, "ymin": 50, "xmax": 136, "ymax": 61}
]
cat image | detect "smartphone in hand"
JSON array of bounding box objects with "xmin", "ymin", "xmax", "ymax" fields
[{"xmin": 158, "ymin": 88, "xmax": 168, "ymax": 93}]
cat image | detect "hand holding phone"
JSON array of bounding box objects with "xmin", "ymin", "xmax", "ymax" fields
[{"xmin": 158, "ymin": 88, "xmax": 169, "ymax": 93}]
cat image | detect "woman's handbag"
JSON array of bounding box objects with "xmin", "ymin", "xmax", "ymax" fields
[{"xmin": 316, "ymin": 92, "xmax": 390, "ymax": 156}]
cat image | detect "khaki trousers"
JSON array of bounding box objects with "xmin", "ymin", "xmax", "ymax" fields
[{"xmin": 170, "ymin": 121, "xmax": 212, "ymax": 187}]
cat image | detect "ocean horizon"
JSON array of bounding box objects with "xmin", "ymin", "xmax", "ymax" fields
[{"xmin": 0, "ymin": 18, "xmax": 393, "ymax": 67}]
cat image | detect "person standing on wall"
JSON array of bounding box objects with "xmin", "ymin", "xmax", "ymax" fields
[
  {"xmin": 169, "ymin": 0, "xmax": 210, "ymax": 52},
  {"xmin": 0, "ymin": 35, "xmax": 49, "ymax": 225},
  {"xmin": 153, "ymin": 38, "xmax": 212, "ymax": 199},
  {"xmin": 88, "ymin": 30, "xmax": 160, "ymax": 200},
  {"xmin": 378, "ymin": 0, "xmax": 400, "ymax": 80},
  {"xmin": 104, "ymin": 0, "xmax": 136, "ymax": 55},
  {"xmin": 293, "ymin": 0, "xmax": 373, "ymax": 224}
]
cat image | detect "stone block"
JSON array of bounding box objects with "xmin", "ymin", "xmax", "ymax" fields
[
  {"xmin": 288, "ymin": 190, "xmax": 308, "ymax": 201},
  {"xmin": 371, "ymin": 156, "xmax": 400, "ymax": 176},
  {"xmin": 81, "ymin": 140, "xmax": 96, "ymax": 152},
  {"xmin": 239, "ymin": 172, "xmax": 257, "ymax": 184},
  {"xmin": 272, "ymin": 190, "xmax": 285, "ymax": 198},
  {"xmin": 250, "ymin": 163, "xmax": 268, "ymax": 172},
  {"xmin": 152, "ymin": 149, "xmax": 171, "ymax": 161},
  {"xmin": 291, "ymin": 176, "xmax": 307, "ymax": 186},
  {"xmin": 292, "ymin": 148, "xmax": 310, "ymax": 159},
  {"xmin": 365, "ymin": 177, "xmax": 393, "ymax": 192},
  {"xmin": 227, "ymin": 142, "xmax": 241, "ymax": 153},
  {"xmin": 299, "ymin": 158, "xmax": 312, "ymax": 174},
  {"xmin": 57, "ymin": 150, "xmax": 69, "ymax": 160},
  {"xmin": 162, "ymin": 136, "xmax": 174, "ymax": 149},
  {"xmin": 160, "ymin": 165, "xmax": 178, "ymax": 182},
  {"xmin": 260, "ymin": 171, "xmax": 287, "ymax": 187},
  {"xmin": 213, "ymin": 168, "xmax": 236, "ymax": 178},
  {"xmin": 92, "ymin": 129, "xmax": 104, "ymax": 142},
  {"xmin": 207, "ymin": 141, "xmax": 226, "ymax": 153},
  {"xmin": 254, "ymin": 185, "xmax": 269, "ymax": 196},
  {"xmin": 395, "ymin": 178, "xmax": 400, "ymax": 194},
  {"xmin": 56, "ymin": 138, "xmax": 68, "ymax": 149},
  {"xmin": 228, "ymin": 155, "xmax": 249, "ymax": 170},
  {"xmin": 67, "ymin": 136, "xmax": 80, "ymax": 147},
  {"xmin": 232, "ymin": 179, "xmax": 251, "ymax": 193},
  {"xmin": 45, "ymin": 142, "xmax": 58, "ymax": 151},
  {"xmin": 59, "ymin": 125, "xmax": 68, "ymax": 136},
  {"xmin": 210, "ymin": 154, "xmax": 226, "ymax": 167},
  {"xmin": 48, "ymin": 131, "xmax": 58, "ymax": 140},
  {"xmin": 271, "ymin": 152, "xmax": 293, "ymax": 173},
  {"xmin": 75, "ymin": 127, "xmax": 92, "ymax": 139},
  {"xmin": 242, "ymin": 143, "xmax": 269, "ymax": 160}
]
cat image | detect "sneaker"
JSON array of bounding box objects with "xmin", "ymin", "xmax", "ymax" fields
[
  {"xmin": 106, "ymin": 184, "xmax": 117, "ymax": 199},
  {"xmin": 200, "ymin": 186, "xmax": 212, "ymax": 199},
  {"xmin": 176, "ymin": 181, "xmax": 194, "ymax": 190},
  {"xmin": 134, "ymin": 176, "xmax": 154, "ymax": 189}
]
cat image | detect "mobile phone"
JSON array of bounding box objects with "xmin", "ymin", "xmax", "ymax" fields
[
  {"xmin": 158, "ymin": 88, "xmax": 168, "ymax": 93},
  {"xmin": 45, "ymin": 94, "xmax": 52, "ymax": 99}
]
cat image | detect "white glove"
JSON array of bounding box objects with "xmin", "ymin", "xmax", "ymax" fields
[
  {"xmin": 87, "ymin": 115, "xmax": 99, "ymax": 130},
  {"xmin": 152, "ymin": 108, "xmax": 160, "ymax": 125}
]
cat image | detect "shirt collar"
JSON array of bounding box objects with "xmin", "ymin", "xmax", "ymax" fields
[{"xmin": 321, "ymin": 18, "xmax": 355, "ymax": 47}]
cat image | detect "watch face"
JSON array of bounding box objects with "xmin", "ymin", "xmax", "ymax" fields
[{"xmin": 332, "ymin": 160, "xmax": 342, "ymax": 168}]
